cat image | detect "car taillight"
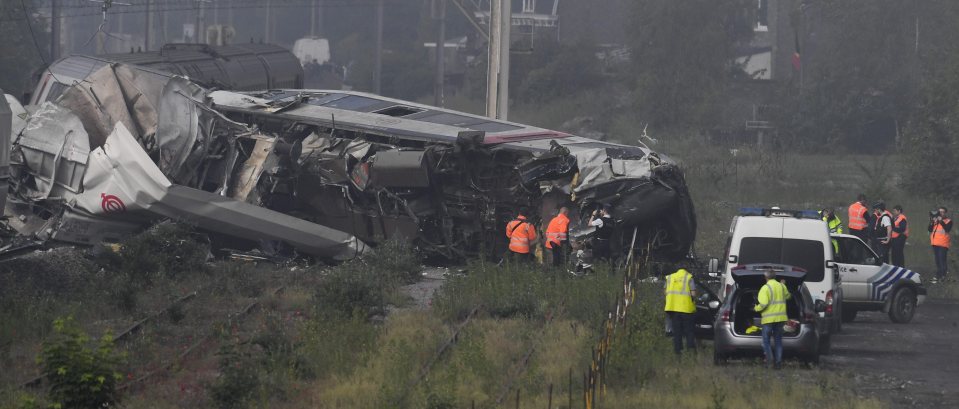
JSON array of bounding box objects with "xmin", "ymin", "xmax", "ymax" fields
[
  {"xmin": 721, "ymin": 310, "xmax": 731, "ymax": 322},
  {"xmin": 825, "ymin": 290, "xmax": 834, "ymax": 314}
]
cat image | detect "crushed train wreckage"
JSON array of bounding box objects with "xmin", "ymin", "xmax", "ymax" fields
[{"xmin": 3, "ymin": 62, "xmax": 696, "ymax": 262}]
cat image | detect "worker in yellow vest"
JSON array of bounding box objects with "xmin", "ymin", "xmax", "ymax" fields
[
  {"xmin": 890, "ymin": 205, "xmax": 909, "ymax": 267},
  {"xmin": 506, "ymin": 208, "xmax": 537, "ymax": 264},
  {"xmin": 664, "ymin": 268, "xmax": 697, "ymax": 355},
  {"xmin": 821, "ymin": 208, "xmax": 843, "ymax": 255},
  {"xmin": 754, "ymin": 270, "xmax": 791, "ymax": 369},
  {"xmin": 929, "ymin": 206, "xmax": 952, "ymax": 283}
]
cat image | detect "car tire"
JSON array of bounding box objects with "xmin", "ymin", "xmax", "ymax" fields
[
  {"xmin": 841, "ymin": 307, "xmax": 857, "ymax": 323},
  {"xmin": 888, "ymin": 287, "xmax": 917, "ymax": 323},
  {"xmin": 819, "ymin": 333, "xmax": 832, "ymax": 355}
]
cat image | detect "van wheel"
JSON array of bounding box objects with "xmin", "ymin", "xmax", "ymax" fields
[
  {"xmin": 888, "ymin": 287, "xmax": 917, "ymax": 323},
  {"xmin": 819, "ymin": 334, "xmax": 832, "ymax": 355},
  {"xmin": 841, "ymin": 307, "xmax": 857, "ymax": 323}
]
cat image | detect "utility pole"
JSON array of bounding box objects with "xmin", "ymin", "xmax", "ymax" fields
[
  {"xmin": 195, "ymin": 0, "xmax": 206, "ymax": 43},
  {"xmin": 144, "ymin": 0, "xmax": 152, "ymax": 51},
  {"xmin": 485, "ymin": 0, "xmax": 501, "ymax": 118},
  {"xmin": 311, "ymin": 0, "xmax": 318, "ymax": 36},
  {"xmin": 228, "ymin": 0, "xmax": 234, "ymax": 29},
  {"xmin": 497, "ymin": 0, "xmax": 510, "ymax": 120},
  {"xmin": 50, "ymin": 0, "xmax": 61, "ymax": 59},
  {"xmin": 433, "ymin": 0, "xmax": 446, "ymax": 107},
  {"xmin": 265, "ymin": 0, "xmax": 272, "ymax": 43},
  {"xmin": 373, "ymin": 0, "xmax": 384, "ymax": 94}
]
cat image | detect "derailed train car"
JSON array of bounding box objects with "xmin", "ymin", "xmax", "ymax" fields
[{"xmin": 4, "ymin": 62, "xmax": 695, "ymax": 262}]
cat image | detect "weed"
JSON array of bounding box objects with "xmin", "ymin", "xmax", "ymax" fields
[
  {"xmin": 37, "ymin": 317, "xmax": 124, "ymax": 409},
  {"xmin": 208, "ymin": 343, "xmax": 260, "ymax": 409}
]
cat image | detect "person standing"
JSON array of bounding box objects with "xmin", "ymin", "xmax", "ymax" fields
[
  {"xmin": 545, "ymin": 206, "xmax": 571, "ymax": 268},
  {"xmin": 890, "ymin": 205, "xmax": 909, "ymax": 267},
  {"xmin": 506, "ymin": 209, "xmax": 537, "ymax": 264},
  {"xmin": 872, "ymin": 202, "xmax": 893, "ymax": 264},
  {"xmin": 929, "ymin": 207, "xmax": 952, "ymax": 283},
  {"xmin": 589, "ymin": 204, "xmax": 615, "ymax": 263},
  {"xmin": 663, "ymin": 268, "xmax": 697, "ymax": 355},
  {"xmin": 822, "ymin": 208, "xmax": 844, "ymax": 234},
  {"xmin": 847, "ymin": 194, "xmax": 871, "ymax": 242},
  {"xmin": 754, "ymin": 269, "xmax": 791, "ymax": 370}
]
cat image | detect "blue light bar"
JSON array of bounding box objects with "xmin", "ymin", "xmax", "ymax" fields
[{"xmin": 738, "ymin": 207, "xmax": 821, "ymax": 219}]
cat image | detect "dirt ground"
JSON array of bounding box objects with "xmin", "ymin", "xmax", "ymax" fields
[{"xmin": 823, "ymin": 299, "xmax": 959, "ymax": 408}]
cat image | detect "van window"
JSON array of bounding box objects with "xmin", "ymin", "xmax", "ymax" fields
[{"xmin": 739, "ymin": 237, "xmax": 825, "ymax": 282}]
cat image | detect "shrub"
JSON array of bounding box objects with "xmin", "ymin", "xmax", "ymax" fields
[
  {"xmin": 37, "ymin": 317, "xmax": 124, "ymax": 409},
  {"xmin": 114, "ymin": 222, "xmax": 209, "ymax": 282},
  {"xmin": 209, "ymin": 343, "xmax": 261, "ymax": 409}
]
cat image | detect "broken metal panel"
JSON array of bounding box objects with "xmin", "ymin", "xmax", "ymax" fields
[
  {"xmin": 371, "ymin": 150, "xmax": 431, "ymax": 188},
  {"xmin": 50, "ymin": 209, "xmax": 145, "ymax": 245},
  {"xmin": 13, "ymin": 103, "xmax": 90, "ymax": 200},
  {"xmin": 71, "ymin": 123, "xmax": 366, "ymax": 260},
  {"xmin": 57, "ymin": 64, "xmax": 166, "ymax": 149},
  {"xmin": 231, "ymin": 137, "xmax": 278, "ymax": 202}
]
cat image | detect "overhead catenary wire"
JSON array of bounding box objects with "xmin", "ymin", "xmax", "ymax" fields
[
  {"xmin": 0, "ymin": 0, "xmax": 410, "ymax": 23},
  {"xmin": 17, "ymin": 0, "xmax": 65, "ymax": 85}
]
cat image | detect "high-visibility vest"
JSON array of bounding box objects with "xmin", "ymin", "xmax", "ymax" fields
[
  {"xmin": 875, "ymin": 210, "xmax": 893, "ymax": 239},
  {"xmin": 892, "ymin": 214, "xmax": 909, "ymax": 239},
  {"xmin": 507, "ymin": 216, "xmax": 536, "ymax": 254},
  {"xmin": 848, "ymin": 202, "xmax": 868, "ymax": 231},
  {"xmin": 824, "ymin": 215, "xmax": 844, "ymax": 234},
  {"xmin": 931, "ymin": 218, "xmax": 951, "ymax": 248},
  {"xmin": 754, "ymin": 279, "xmax": 790, "ymax": 324},
  {"xmin": 544, "ymin": 213, "xmax": 570, "ymax": 249},
  {"xmin": 664, "ymin": 269, "xmax": 696, "ymax": 313}
]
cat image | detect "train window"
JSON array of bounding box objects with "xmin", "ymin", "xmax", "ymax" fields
[
  {"xmin": 322, "ymin": 95, "xmax": 380, "ymax": 110},
  {"xmin": 373, "ymin": 106, "xmax": 423, "ymax": 117},
  {"xmin": 45, "ymin": 82, "xmax": 69, "ymax": 102}
]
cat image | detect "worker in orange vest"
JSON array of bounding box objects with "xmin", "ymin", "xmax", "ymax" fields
[
  {"xmin": 847, "ymin": 194, "xmax": 871, "ymax": 243},
  {"xmin": 506, "ymin": 209, "xmax": 537, "ymax": 264},
  {"xmin": 545, "ymin": 206, "xmax": 571, "ymax": 268},
  {"xmin": 890, "ymin": 205, "xmax": 909, "ymax": 267},
  {"xmin": 928, "ymin": 206, "xmax": 952, "ymax": 282}
]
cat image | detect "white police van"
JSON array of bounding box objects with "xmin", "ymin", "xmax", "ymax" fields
[{"xmin": 709, "ymin": 207, "xmax": 842, "ymax": 352}]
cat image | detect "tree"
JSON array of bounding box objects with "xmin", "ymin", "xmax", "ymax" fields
[
  {"xmin": 904, "ymin": 50, "xmax": 959, "ymax": 199},
  {"xmin": 626, "ymin": 0, "xmax": 754, "ymax": 128},
  {"xmin": 0, "ymin": 0, "xmax": 48, "ymax": 99}
]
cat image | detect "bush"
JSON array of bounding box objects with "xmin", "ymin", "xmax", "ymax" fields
[
  {"xmin": 209, "ymin": 343, "xmax": 261, "ymax": 409},
  {"xmin": 112, "ymin": 222, "xmax": 209, "ymax": 282},
  {"xmin": 37, "ymin": 317, "xmax": 124, "ymax": 409}
]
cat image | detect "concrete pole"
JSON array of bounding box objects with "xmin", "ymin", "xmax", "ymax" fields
[
  {"xmin": 265, "ymin": 0, "xmax": 272, "ymax": 43},
  {"xmin": 228, "ymin": 0, "xmax": 234, "ymax": 28},
  {"xmin": 144, "ymin": 0, "xmax": 152, "ymax": 51},
  {"xmin": 497, "ymin": 0, "xmax": 510, "ymax": 120},
  {"xmin": 196, "ymin": 1, "xmax": 206, "ymax": 43},
  {"xmin": 485, "ymin": 0, "xmax": 501, "ymax": 118},
  {"xmin": 373, "ymin": 0, "xmax": 384, "ymax": 94},
  {"xmin": 311, "ymin": 0, "xmax": 317, "ymax": 36},
  {"xmin": 434, "ymin": 0, "xmax": 446, "ymax": 107},
  {"xmin": 51, "ymin": 0, "xmax": 61, "ymax": 60}
]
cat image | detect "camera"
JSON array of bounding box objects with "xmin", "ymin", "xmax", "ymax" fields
[{"xmin": 931, "ymin": 210, "xmax": 941, "ymax": 218}]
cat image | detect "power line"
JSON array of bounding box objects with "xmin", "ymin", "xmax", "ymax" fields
[
  {"xmin": 1, "ymin": 0, "xmax": 410, "ymax": 23},
  {"xmin": 17, "ymin": 0, "xmax": 63, "ymax": 84}
]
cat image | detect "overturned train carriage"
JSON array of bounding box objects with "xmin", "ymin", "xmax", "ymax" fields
[{"xmin": 6, "ymin": 63, "xmax": 695, "ymax": 262}]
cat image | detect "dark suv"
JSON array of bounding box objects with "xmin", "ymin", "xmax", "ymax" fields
[{"xmin": 713, "ymin": 264, "xmax": 826, "ymax": 365}]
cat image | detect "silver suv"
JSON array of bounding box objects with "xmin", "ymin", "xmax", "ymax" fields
[{"xmin": 713, "ymin": 264, "xmax": 827, "ymax": 365}]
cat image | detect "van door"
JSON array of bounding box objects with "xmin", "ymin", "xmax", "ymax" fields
[{"xmin": 834, "ymin": 235, "xmax": 881, "ymax": 300}]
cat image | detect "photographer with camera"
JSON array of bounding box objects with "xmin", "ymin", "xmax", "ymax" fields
[{"xmin": 928, "ymin": 207, "xmax": 952, "ymax": 283}]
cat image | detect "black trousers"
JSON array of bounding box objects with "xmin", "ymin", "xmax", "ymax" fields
[
  {"xmin": 550, "ymin": 242, "xmax": 567, "ymax": 267},
  {"xmin": 667, "ymin": 311, "xmax": 696, "ymax": 355},
  {"xmin": 592, "ymin": 238, "xmax": 610, "ymax": 262},
  {"xmin": 850, "ymin": 228, "xmax": 869, "ymax": 243},
  {"xmin": 891, "ymin": 237, "xmax": 906, "ymax": 267},
  {"xmin": 510, "ymin": 251, "xmax": 533, "ymax": 264},
  {"xmin": 873, "ymin": 239, "xmax": 890, "ymax": 264},
  {"xmin": 933, "ymin": 245, "xmax": 948, "ymax": 279}
]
